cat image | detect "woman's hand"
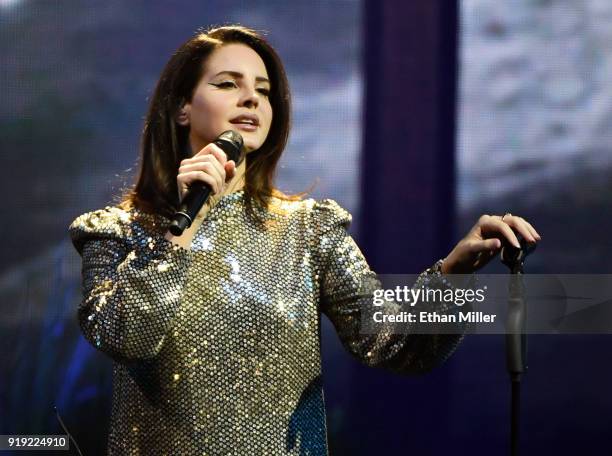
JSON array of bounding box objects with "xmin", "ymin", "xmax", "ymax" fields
[
  {"xmin": 441, "ymin": 214, "xmax": 542, "ymax": 274},
  {"xmin": 177, "ymin": 143, "xmax": 236, "ymax": 202},
  {"xmin": 165, "ymin": 143, "xmax": 238, "ymax": 248}
]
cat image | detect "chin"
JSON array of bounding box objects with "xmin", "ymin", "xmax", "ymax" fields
[{"xmin": 244, "ymin": 140, "xmax": 264, "ymax": 153}]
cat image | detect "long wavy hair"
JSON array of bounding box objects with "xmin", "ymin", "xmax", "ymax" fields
[{"xmin": 119, "ymin": 25, "xmax": 302, "ymax": 222}]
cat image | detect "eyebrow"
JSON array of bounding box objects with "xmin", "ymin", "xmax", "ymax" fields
[{"xmin": 213, "ymin": 70, "xmax": 270, "ymax": 84}]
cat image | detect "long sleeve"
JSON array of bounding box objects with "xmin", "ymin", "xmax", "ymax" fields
[
  {"xmin": 313, "ymin": 199, "xmax": 468, "ymax": 375},
  {"xmin": 69, "ymin": 207, "xmax": 193, "ymax": 362}
]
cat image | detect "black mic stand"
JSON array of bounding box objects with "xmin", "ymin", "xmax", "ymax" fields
[{"xmin": 500, "ymin": 234, "xmax": 536, "ymax": 456}]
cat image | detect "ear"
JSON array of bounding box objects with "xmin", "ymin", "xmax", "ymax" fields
[{"xmin": 175, "ymin": 101, "xmax": 191, "ymax": 127}]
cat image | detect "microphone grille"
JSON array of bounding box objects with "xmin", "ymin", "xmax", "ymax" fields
[{"xmin": 216, "ymin": 130, "xmax": 244, "ymax": 164}]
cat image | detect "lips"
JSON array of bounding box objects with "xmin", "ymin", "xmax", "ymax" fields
[{"xmin": 229, "ymin": 114, "xmax": 259, "ymax": 127}]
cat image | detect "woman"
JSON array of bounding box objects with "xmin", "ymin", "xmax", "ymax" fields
[{"xmin": 69, "ymin": 25, "xmax": 541, "ymax": 455}]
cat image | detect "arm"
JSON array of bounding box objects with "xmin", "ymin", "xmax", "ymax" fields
[
  {"xmin": 314, "ymin": 199, "xmax": 470, "ymax": 375},
  {"xmin": 69, "ymin": 207, "xmax": 193, "ymax": 362}
]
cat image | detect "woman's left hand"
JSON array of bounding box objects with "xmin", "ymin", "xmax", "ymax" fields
[{"xmin": 441, "ymin": 214, "xmax": 542, "ymax": 274}]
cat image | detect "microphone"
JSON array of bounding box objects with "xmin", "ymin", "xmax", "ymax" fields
[
  {"xmin": 169, "ymin": 130, "xmax": 245, "ymax": 236},
  {"xmin": 500, "ymin": 233, "xmax": 537, "ymax": 274}
]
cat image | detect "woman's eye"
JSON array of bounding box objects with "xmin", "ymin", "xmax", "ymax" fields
[{"xmin": 213, "ymin": 81, "xmax": 269, "ymax": 97}]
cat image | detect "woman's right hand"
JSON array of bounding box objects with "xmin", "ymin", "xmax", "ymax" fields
[{"xmin": 177, "ymin": 143, "xmax": 237, "ymax": 202}]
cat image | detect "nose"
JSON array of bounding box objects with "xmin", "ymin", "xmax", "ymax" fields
[{"xmin": 238, "ymin": 86, "xmax": 259, "ymax": 109}]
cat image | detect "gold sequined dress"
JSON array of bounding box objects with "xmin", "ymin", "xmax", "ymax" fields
[{"xmin": 69, "ymin": 190, "xmax": 465, "ymax": 455}]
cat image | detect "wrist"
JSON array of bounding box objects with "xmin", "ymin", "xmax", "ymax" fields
[
  {"xmin": 437, "ymin": 257, "xmax": 476, "ymax": 288},
  {"xmin": 440, "ymin": 258, "xmax": 451, "ymax": 275}
]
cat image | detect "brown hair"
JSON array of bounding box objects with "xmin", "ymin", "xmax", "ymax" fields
[{"xmin": 119, "ymin": 25, "xmax": 303, "ymax": 222}]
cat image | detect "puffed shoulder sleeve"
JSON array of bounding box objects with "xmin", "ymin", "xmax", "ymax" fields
[
  {"xmin": 69, "ymin": 207, "xmax": 193, "ymax": 362},
  {"xmin": 312, "ymin": 199, "xmax": 467, "ymax": 374}
]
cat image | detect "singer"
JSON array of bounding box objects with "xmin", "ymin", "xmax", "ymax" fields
[{"xmin": 69, "ymin": 25, "xmax": 540, "ymax": 455}]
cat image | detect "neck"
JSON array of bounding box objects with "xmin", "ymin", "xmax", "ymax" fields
[
  {"xmin": 225, "ymin": 159, "xmax": 246, "ymax": 194},
  {"xmin": 193, "ymin": 161, "xmax": 245, "ymax": 220}
]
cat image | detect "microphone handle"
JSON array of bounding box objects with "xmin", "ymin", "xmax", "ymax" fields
[{"xmin": 169, "ymin": 181, "xmax": 213, "ymax": 236}]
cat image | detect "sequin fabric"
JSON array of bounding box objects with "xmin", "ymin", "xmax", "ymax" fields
[{"xmin": 69, "ymin": 190, "xmax": 466, "ymax": 455}]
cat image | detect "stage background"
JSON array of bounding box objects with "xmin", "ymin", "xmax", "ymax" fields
[{"xmin": 1, "ymin": 0, "xmax": 611, "ymax": 455}]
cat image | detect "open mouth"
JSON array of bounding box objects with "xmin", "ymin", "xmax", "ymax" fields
[{"xmin": 229, "ymin": 114, "xmax": 260, "ymax": 128}]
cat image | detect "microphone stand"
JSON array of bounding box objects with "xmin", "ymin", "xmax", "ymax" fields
[{"xmin": 500, "ymin": 234, "xmax": 536, "ymax": 456}]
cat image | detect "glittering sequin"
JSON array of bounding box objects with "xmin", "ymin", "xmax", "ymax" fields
[{"xmin": 69, "ymin": 190, "xmax": 464, "ymax": 455}]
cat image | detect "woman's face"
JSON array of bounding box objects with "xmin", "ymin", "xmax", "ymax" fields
[{"xmin": 179, "ymin": 43, "xmax": 273, "ymax": 155}]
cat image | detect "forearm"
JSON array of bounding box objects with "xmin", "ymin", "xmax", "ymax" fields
[{"xmin": 325, "ymin": 260, "xmax": 472, "ymax": 375}]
